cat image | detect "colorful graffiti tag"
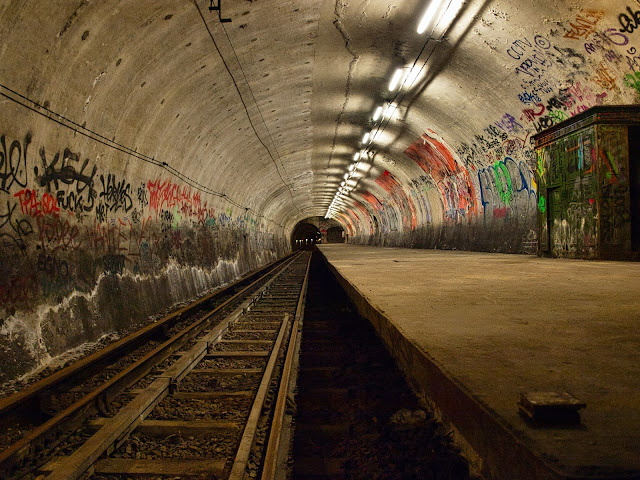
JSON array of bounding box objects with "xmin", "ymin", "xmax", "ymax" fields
[{"xmin": 404, "ymin": 132, "xmax": 477, "ymax": 221}]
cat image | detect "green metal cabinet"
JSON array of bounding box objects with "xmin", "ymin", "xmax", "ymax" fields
[{"xmin": 532, "ymin": 105, "xmax": 640, "ymax": 260}]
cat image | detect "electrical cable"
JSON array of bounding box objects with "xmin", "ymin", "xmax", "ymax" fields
[
  {"xmin": 220, "ymin": 22, "xmax": 297, "ymax": 199},
  {"xmin": 193, "ymin": 0, "xmax": 302, "ymax": 214},
  {"xmin": 0, "ymin": 84, "xmax": 282, "ymax": 227},
  {"xmin": 327, "ymin": 0, "xmax": 455, "ymax": 218}
]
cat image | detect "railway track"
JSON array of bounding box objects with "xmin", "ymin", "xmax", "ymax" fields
[
  {"xmin": 291, "ymin": 253, "xmax": 471, "ymax": 480},
  {"xmin": 0, "ymin": 251, "xmax": 310, "ymax": 479}
]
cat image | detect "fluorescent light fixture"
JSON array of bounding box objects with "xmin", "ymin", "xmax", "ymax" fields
[
  {"xmin": 353, "ymin": 152, "xmax": 360, "ymax": 161},
  {"xmin": 362, "ymin": 131, "xmax": 370, "ymax": 144},
  {"xmin": 389, "ymin": 68, "xmax": 403, "ymax": 92},
  {"xmin": 344, "ymin": 173, "xmax": 349, "ymax": 180},
  {"xmin": 373, "ymin": 106, "xmax": 383, "ymax": 121},
  {"xmin": 349, "ymin": 164, "xmax": 356, "ymax": 172},
  {"xmin": 417, "ymin": 0, "xmax": 443, "ymax": 34},
  {"xmin": 383, "ymin": 102, "xmax": 397, "ymax": 120},
  {"xmin": 341, "ymin": 181, "xmax": 346, "ymax": 186},
  {"xmin": 404, "ymin": 65, "xmax": 422, "ymax": 88},
  {"xmin": 388, "ymin": 68, "xmax": 404, "ymax": 91}
]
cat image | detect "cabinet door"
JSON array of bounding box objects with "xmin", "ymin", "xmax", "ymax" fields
[{"xmin": 548, "ymin": 186, "xmax": 565, "ymax": 257}]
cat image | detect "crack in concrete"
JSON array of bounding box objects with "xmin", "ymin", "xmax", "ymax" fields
[
  {"xmin": 58, "ymin": 0, "xmax": 89, "ymax": 38},
  {"xmin": 327, "ymin": 0, "xmax": 360, "ymax": 172}
]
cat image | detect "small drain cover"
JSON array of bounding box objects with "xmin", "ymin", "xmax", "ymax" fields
[{"xmin": 518, "ymin": 392, "xmax": 586, "ymax": 423}]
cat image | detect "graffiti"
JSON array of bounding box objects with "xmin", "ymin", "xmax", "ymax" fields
[
  {"xmin": 408, "ymin": 177, "xmax": 434, "ymax": 225},
  {"xmin": 477, "ymin": 157, "xmax": 537, "ymax": 217},
  {"xmin": 352, "ymin": 201, "xmax": 374, "ymax": 236},
  {"xmin": 517, "ymin": 82, "xmax": 607, "ymax": 132},
  {"xmin": 507, "ymin": 35, "xmax": 553, "ymax": 80},
  {"xmin": 86, "ymin": 219, "xmax": 130, "ymax": 255},
  {"xmin": 624, "ymin": 71, "xmax": 640, "ymax": 93},
  {"xmin": 362, "ymin": 191, "xmax": 393, "ymax": 233},
  {"xmin": 218, "ymin": 209, "xmax": 233, "ymax": 227},
  {"xmin": 375, "ymin": 171, "xmax": 418, "ymax": 229},
  {"xmin": 624, "ymin": 46, "xmax": 640, "ymax": 72},
  {"xmin": 0, "ymin": 133, "xmax": 31, "ymax": 192},
  {"xmin": 147, "ymin": 179, "xmax": 215, "ymax": 224},
  {"xmin": 518, "ymin": 90, "xmax": 542, "ymax": 105},
  {"xmin": 137, "ymin": 183, "xmax": 148, "ymax": 207},
  {"xmin": 0, "ymin": 201, "xmax": 34, "ymax": 254},
  {"xmin": 0, "ymin": 128, "xmax": 285, "ymax": 319},
  {"xmin": 148, "ymin": 179, "xmax": 191, "ymax": 213},
  {"xmin": 405, "ymin": 132, "xmax": 477, "ymax": 221},
  {"xmin": 0, "ymin": 133, "xmax": 31, "ymax": 194},
  {"xmin": 548, "ymin": 109, "xmax": 569, "ymax": 123},
  {"xmin": 0, "ymin": 275, "xmax": 38, "ymax": 312},
  {"xmin": 495, "ymin": 113, "xmax": 525, "ymax": 134},
  {"xmin": 584, "ymin": 29, "xmax": 628, "ymax": 67},
  {"xmin": 618, "ymin": 5, "xmax": 640, "ymax": 35},
  {"xmin": 562, "ymin": 10, "xmax": 605, "ymax": 40},
  {"xmin": 507, "ymin": 36, "xmax": 549, "ymax": 60},
  {"xmin": 37, "ymin": 253, "xmax": 69, "ymax": 279},
  {"xmin": 35, "ymin": 146, "xmax": 97, "ymax": 213},
  {"xmin": 95, "ymin": 202, "xmax": 107, "ymax": 223},
  {"xmin": 99, "ymin": 174, "xmax": 132, "ymax": 212},
  {"xmin": 102, "ymin": 254, "xmax": 126, "ymax": 275},
  {"xmin": 14, "ymin": 189, "xmax": 60, "ymax": 218},
  {"xmin": 591, "ymin": 63, "xmax": 618, "ymax": 91},
  {"xmin": 550, "ymin": 46, "xmax": 588, "ymax": 74},
  {"xmin": 519, "ymin": 79, "xmax": 554, "ymax": 98},
  {"xmin": 600, "ymin": 148, "xmax": 620, "ymax": 185},
  {"xmin": 507, "ymin": 31, "xmax": 590, "ymax": 88},
  {"xmin": 35, "ymin": 215, "xmax": 81, "ymax": 252},
  {"xmin": 538, "ymin": 195, "xmax": 546, "ymax": 213},
  {"xmin": 520, "ymin": 103, "xmax": 545, "ymax": 122},
  {"xmin": 131, "ymin": 207, "xmax": 141, "ymax": 225},
  {"xmin": 160, "ymin": 209, "xmax": 174, "ymax": 232}
]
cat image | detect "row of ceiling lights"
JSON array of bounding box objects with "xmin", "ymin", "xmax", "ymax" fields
[{"xmin": 325, "ymin": 0, "xmax": 445, "ymax": 219}]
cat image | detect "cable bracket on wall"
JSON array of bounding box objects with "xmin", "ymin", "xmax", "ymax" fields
[{"xmin": 209, "ymin": 0, "xmax": 231, "ymax": 23}]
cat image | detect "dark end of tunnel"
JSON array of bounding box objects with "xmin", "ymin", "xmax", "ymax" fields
[{"xmin": 291, "ymin": 217, "xmax": 345, "ymax": 250}]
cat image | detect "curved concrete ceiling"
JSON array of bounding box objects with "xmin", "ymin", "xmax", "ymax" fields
[{"xmin": 2, "ymin": 0, "xmax": 635, "ymax": 235}]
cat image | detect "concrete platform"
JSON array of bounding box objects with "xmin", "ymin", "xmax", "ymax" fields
[{"xmin": 317, "ymin": 245, "xmax": 640, "ymax": 480}]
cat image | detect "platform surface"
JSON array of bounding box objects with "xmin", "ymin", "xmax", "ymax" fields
[{"xmin": 317, "ymin": 244, "xmax": 640, "ymax": 478}]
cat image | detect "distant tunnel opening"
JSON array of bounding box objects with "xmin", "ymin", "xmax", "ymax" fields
[
  {"xmin": 291, "ymin": 217, "xmax": 345, "ymax": 250},
  {"xmin": 291, "ymin": 222, "xmax": 320, "ymax": 250}
]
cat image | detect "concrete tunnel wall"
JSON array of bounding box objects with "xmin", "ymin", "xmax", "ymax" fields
[{"xmin": 0, "ymin": 0, "xmax": 639, "ymax": 381}]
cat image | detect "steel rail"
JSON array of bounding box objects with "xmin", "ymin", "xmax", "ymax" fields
[
  {"xmin": 0, "ymin": 253, "xmax": 300, "ymax": 477},
  {"xmin": 43, "ymin": 254, "xmax": 302, "ymax": 480},
  {"xmin": 0, "ymin": 253, "xmax": 294, "ymax": 419},
  {"xmin": 261, "ymin": 252, "xmax": 312, "ymax": 479},
  {"xmin": 228, "ymin": 312, "xmax": 291, "ymax": 480}
]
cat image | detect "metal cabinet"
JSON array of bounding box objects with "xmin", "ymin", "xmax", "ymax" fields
[{"xmin": 532, "ymin": 106, "xmax": 640, "ymax": 260}]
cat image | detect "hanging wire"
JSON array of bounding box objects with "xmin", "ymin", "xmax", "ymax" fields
[
  {"xmin": 328, "ymin": 0, "xmax": 456, "ymax": 217},
  {"xmin": 193, "ymin": 0, "xmax": 302, "ymax": 214},
  {"xmin": 0, "ymin": 83, "xmax": 283, "ymax": 227}
]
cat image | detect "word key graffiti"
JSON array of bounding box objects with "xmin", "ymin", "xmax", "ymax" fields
[{"xmin": 35, "ymin": 146, "xmax": 97, "ymax": 213}]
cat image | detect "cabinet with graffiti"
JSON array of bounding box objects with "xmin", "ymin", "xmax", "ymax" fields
[{"xmin": 533, "ymin": 105, "xmax": 640, "ymax": 260}]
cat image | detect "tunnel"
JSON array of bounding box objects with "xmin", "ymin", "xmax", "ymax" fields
[
  {"xmin": 0, "ymin": 1, "xmax": 639, "ymax": 479},
  {"xmin": 291, "ymin": 221, "xmax": 320, "ymax": 250},
  {"xmin": 291, "ymin": 216, "xmax": 345, "ymax": 249}
]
